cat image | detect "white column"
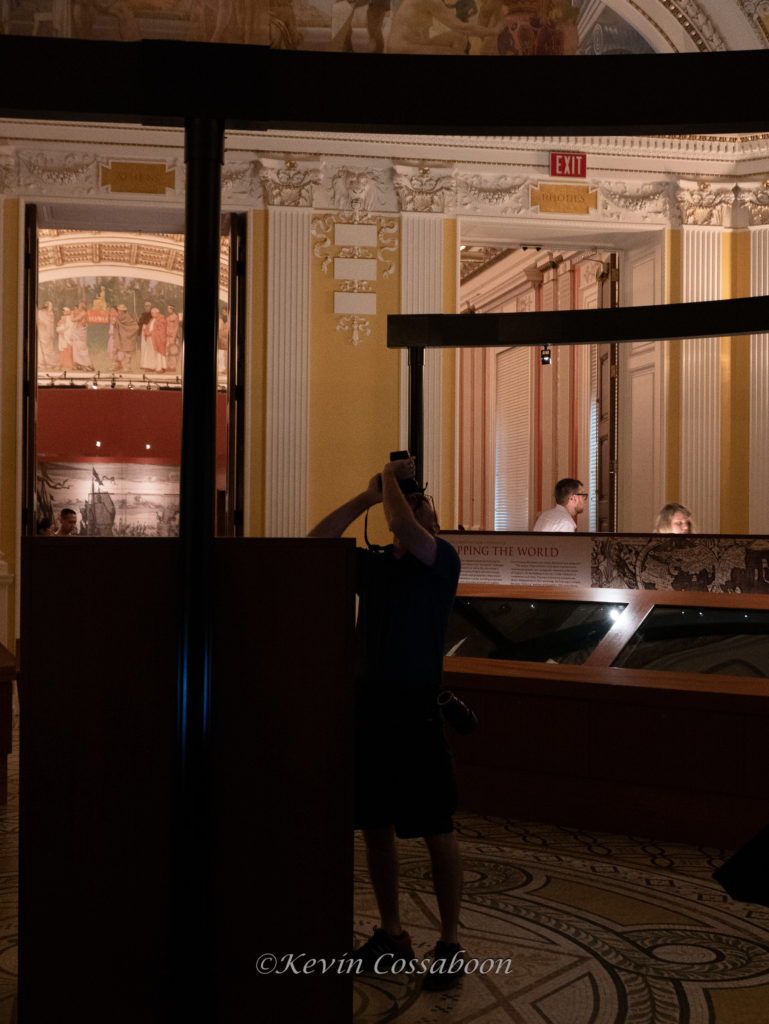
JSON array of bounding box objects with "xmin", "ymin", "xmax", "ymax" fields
[
  {"xmin": 681, "ymin": 226, "xmax": 721, "ymax": 533},
  {"xmin": 750, "ymin": 226, "xmax": 769, "ymax": 534},
  {"xmin": 400, "ymin": 213, "xmax": 444, "ymax": 501},
  {"xmin": 265, "ymin": 206, "xmax": 312, "ymax": 536}
]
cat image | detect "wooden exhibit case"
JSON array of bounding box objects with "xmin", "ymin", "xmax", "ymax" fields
[{"xmin": 443, "ymin": 582, "xmax": 769, "ymax": 850}]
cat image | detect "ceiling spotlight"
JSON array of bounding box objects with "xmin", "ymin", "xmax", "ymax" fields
[
  {"xmin": 110, "ymin": 377, "xmax": 116, "ymax": 389},
  {"xmin": 91, "ymin": 377, "xmax": 99, "ymax": 389},
  {"xmin": 541, "ymin": 345, "xmax": 552, "ymax": 366}
]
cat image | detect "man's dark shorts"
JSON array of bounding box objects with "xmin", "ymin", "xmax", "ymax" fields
[{"xmin": 354, "ymin": 685, "xmax": 457, "ymax": 839}]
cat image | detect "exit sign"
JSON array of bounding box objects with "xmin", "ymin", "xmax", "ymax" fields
[{"xmin": 550, "ymin": 152, "xmax": 586, "ymax": 178}]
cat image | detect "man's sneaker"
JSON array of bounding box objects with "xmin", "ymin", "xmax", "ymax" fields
[
  {"xmin": 354, "ymin": 927, "xmax": 417, "ymax": 972},
  {"xmin": 421, "ymin": 941, "xmax": 465, "ymax": 991}
]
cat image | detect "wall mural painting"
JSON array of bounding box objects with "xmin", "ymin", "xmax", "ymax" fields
[
  {"xmin": 36, "ymin": 461, "xmax": 180, "ymax": 538},
  {"xmin": 286, "ymin": 0, "xmax": 580, "ymax": 55},
  {"xmin": 37, "ymin": 276, "xmax": 185, "ymax": 385},
  {"xmin": 0, "ymin": 1, "xmax": 658, "ymax": 56}
]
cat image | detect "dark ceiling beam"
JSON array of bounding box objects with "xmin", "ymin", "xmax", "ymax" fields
[
  {"xmin": 1, "ymin": 37, "xmax": 768, "ymax": 135},
  {"xmin": 387, "ymin": 296, "xmax": 769, "ymax": 349}
]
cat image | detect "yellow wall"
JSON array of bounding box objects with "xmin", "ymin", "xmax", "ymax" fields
[
  {"xmin": 1, "ymin": 200, "xmax": 19, "ymax": 648},
  {"xmin": 308, "ymin": 216, "xmax": 402, "ymax": 547}
]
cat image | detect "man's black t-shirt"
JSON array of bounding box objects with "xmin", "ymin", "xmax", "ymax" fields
[{"xmin": 355, "ymin": 537, "xmax": 461, "ymax": 692}]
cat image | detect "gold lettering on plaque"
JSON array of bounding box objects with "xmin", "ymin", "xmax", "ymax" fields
[
  {"xmin": 100, "ymin": 162, "xmax": 176, "ymax": 195},
  {"xmin": 530, "ymin": 183, "xmax": 597, "ymax": 215}
]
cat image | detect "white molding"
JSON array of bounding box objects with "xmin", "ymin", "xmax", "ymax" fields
[{"xmin": 265, "ymin": 206, "xmax": 311, "ymax": 536}]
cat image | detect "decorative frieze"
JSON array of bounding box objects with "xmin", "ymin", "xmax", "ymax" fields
[
  {"xmin": 738, "ymin": 181, "xmax": 769, "ymax": 225},
  {"xmin": 257, "ymin": 157, "xmax": 322, "ymax": 207},
  {"xmin": 456, "ymin": 173, "xmax": 528, "ymax": 215},
  {"xmin": 330, "ymin": 166, "xmax": 386, "ymax": 218},
  {"xmin": 19, "ymin": 150, "xmax": 99, "ymax": 194},
  {"xmin": 676, "ymin": 181, "xmax": 738, "ymax": 226},
  {"xmin": 597, "ymin": 181, "xmax": 676, "ymax": 224},
  {"xmin": 392, "ymin": 163, "xmax": 455, "ymax": 213}
]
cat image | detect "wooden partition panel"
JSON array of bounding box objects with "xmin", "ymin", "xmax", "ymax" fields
[{"xmin": 19, "ymin": 537, "xmax": 355, "ymax": 1023}]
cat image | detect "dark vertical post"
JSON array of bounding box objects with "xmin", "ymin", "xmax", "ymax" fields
[
  {"xmin": 172, "ymin": 116, "xmax": 223, "ymax": 1016},
  {"xmin": 408, "ymin": 345, "xmax": 425, "ymax": 486}
]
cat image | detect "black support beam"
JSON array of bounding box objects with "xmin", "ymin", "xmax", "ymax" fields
[{"xmin": 387, "ymin": 296, "xmax": 769, "ymax": 350}]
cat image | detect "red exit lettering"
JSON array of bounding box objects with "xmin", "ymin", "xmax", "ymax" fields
[{"xmin": 549, "ymin": 152, "xmax": 587, "ymax": 178}]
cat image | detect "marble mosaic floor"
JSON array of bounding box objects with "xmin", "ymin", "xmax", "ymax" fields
[
  {"xmin": 353, "ymin": 820, "xmax": 769, "ymax": 1023},
  {"xmin": 2, "ymin": 690, "xmax": 769, "ymax": 1023}
]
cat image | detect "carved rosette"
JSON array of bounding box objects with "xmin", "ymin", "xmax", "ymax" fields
[
  {"xmin": 456, "ymin": 173, "xmax": 528, "ymax": 216},
  {"xmin": 257, "ymin": 157, "xmax": 322, "ymax": 207},
  {"xmin": 392, "ymin": 164, "xmax": 456, "ymax": 214}
]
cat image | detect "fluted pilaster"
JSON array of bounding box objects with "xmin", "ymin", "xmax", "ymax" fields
[
  {"xmin": 265, "ymin": 206, "xmax": 311, "ymax": 535},
  {"xmin": 681, "ymin": 227, "xmax": 721, "ymax": 533},
  {"xmin": 400, "ymin": 213, "xmax": 444, "ymax": 501},
  {"xmin": 750, "ymin": 227, "xmax": 769, "ymax": 534}
]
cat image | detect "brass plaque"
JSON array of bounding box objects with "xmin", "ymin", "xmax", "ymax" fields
[
  {"xmin": 100, "ymin": 162, "xmax": 176, "ymax": 195},
  {"xmin": 530, "ymin": 183, "xmax": 597, "ymax": 215}
]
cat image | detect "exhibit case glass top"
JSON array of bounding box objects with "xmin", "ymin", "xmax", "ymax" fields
[
  {"xmin": 610, "ymin": 605, "xmax": 769, "ymax": 677},
  {"xmin": 445, "ymin": 595, "xmax": 627, "ymax": 666}
]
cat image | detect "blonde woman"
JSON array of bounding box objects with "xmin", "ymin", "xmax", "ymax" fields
[{"xmin": 654, "ymin": 503, "xmax": 695, "ymax": 534}]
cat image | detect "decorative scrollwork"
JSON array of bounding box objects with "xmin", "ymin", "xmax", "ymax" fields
[{"xmin": 336, "ymin": 315, "xmax": 371, "ymax": 346}]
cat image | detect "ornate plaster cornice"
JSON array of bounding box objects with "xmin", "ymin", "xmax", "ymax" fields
[
  {"xmin": 596, "ymin": 180, "xmax": 677, "ymax": 224},
  {"xmin": 257, "ymin": 157, "xmax": 322, "ymax": 207},
  {"xmin": 329, "ymin": 165, "xmax": 386, "ymax": 219},
  {"xmin": 676, "ymin": 181, "xmax": 740, "ymax": 225},
  {"xmin": 392, "ymin": 163, "xmax": 456, "ymax": 213},
  {"xmin": 737, "ymin": 181, "xmax": 769, "ymax": 225},
  {"xmin": 456, "ymin": 174, "xmax": 528, "ymax": 216}
]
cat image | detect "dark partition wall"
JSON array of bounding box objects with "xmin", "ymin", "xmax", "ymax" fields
[{"xmin": 19, "ymin": 537, "xmax": 355, "ymax": 1023}]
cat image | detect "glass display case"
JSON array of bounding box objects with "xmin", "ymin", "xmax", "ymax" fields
[
  {"xmin": 444, "ymin": 585, "xmax": 769, "ymax": 680},
  {"xmin": 446, "ymin": 595, "xmax": 627, "ymax": 666}
]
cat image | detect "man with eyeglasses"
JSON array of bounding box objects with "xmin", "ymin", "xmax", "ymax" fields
[
  {"xmin": 533, "ymin": 478, "xmax": 588, "ymax": 532},
  {"xmin": 309, "ymin": 454, "xmax": 465, "ymax": 990}
]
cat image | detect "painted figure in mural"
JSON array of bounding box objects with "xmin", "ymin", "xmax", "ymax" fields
[
  {"xmin": 309, "ymin": 456, "xmax": 465, "ymax": 990},
  {"xmin": 269, "ymin": 0, "xmax": 302, "ymax": 48},
  {"xmin": 654, "ymin": 503, "xmax": 696, "ymax": 534},
  {"xmin": 70, "ymin": 302, "xmax": 94, "ymax": 371},
  {"xmin": 165, "ymin": 304, "xmax": 180, "ymax": 373},
  {"xmin": 54, "ymin": 508, "xmax": 79, "ymax": 537},
  {"xmin": 532, "ymin": 478, "xmax": 587, "ymax": 532},
  {"xmin": 217, "ymin": 306, "xmax": 229, "ymax": 377},
  {"xmin": 139, "ymin": 300, "xmax": 154, "ymax": 370},
  {"xmin": 149, "ymin": 306, "xmax": 167, "ymax": 373},
  {"xmin": 36, "ymin": 301, "xmax": 56, "ymax": 371},
  {"xmin": 113, "ymin": 305, "xmax": 140, "ymax": 371},
  {"xmin": 107, "ymin": 306, "xmax": 119, "ymax": 363},
  {"xmin": 385, "ymin": 0, "xmax": 498, "ymax": 53},
  {"xmin": 56, "ymin": 307, "xmax": 74, "ymax": 370}
]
